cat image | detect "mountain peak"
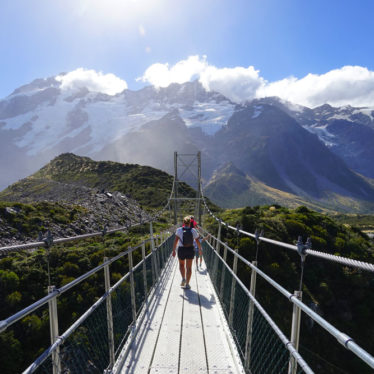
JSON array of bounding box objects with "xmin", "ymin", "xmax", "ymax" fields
[{"xmin": 213, "ymin": 161, "xmax": 246, "ymax": 177}]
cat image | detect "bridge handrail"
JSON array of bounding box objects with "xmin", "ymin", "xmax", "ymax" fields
[
  {"xmin": 0, "ymin": 223, "xmax": 173, "ymax": 335},
  {"xmin": 203, "ymin": 237, "xmax": 314, "ymax": 373},
  {"xmin": 6, "ymin": 228, "xmax": 173, "ymax": 373},
  {"xmin": 22, "ymin": 247, "xmax": 158, "ymax": 374},
  {"xmin": 201, "ymin": 195, "xmax": 374, "ymax": 273},
  {"xmin": 0, "ymin": 239, "xmax": 146, "ymax": 333},
  {"xmin": 199, "ymin": 226, "xmax": 374, "ymax": 370}
]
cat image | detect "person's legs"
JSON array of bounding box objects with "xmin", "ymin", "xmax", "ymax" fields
[
  {"xmin": 185, "ymin": 259, "xmax": 193, "ymax": 286},
  {"xmin": 199, "ymin": 254, "xmax": 203, "ymax": 266},
  {"xmin": 179, "ymin": 259, "xmax": 186, "ymax": 283}
]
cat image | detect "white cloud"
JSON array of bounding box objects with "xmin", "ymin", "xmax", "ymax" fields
[
  {"xmin": 56, "ymin": 68, "xmax": 127, "ymax": 95},
  {"xmin": 199, "ymin": 65, "xmax": 264, "ymax": 104},
  {"xmin": 138, "ymin": 55, "xmax": 264, "ymax": 103},
  {"xmin": 139, "ymin": 56, "xmax": 374, "ymax": 107},
  {"xmin": 138, "ymin": 55, "xmax": 208, "ymax": 87},
  {"xmin": 257, "ymin": 66, "xmax": 374, "ymax": 107}
]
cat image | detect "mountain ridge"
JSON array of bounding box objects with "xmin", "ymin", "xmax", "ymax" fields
[{"xmin": 2, "ymin": 76, "xmax": 374, "ymax": 212}]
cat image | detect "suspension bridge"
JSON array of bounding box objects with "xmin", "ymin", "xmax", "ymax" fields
[{"xmin": 0, "ymin": 152, "xmax": 373, "ymax": 374}]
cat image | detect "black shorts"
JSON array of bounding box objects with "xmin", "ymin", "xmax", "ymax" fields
[{"xmin": 178, "ymin": 246, "xmax": 195, "ymax": 260}]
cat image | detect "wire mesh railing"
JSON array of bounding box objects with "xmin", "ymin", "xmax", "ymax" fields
[
  {"xmin": 0, "ymin": 225, "xmax": 175, "ymax": 374},
  {"xmin": 201, "ymin": 223, "xmax": 374, "ymax": 373},
  {"xmin": 202, "ymin": 239, "xmax": 314, "ymax": 374}
]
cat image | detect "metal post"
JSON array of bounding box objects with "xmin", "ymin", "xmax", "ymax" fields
[
  {"xmin": 288, "ymin": 291, "xmax": 303, "ymax": 374},
  {"xmin": 216, "ymin": 221, "xmax": 222, "ymax": 252},
  {"xmin": 219, "ymin": 243, "xmax": 228, "ymax": 298},
  {"xmin": 155, "ymin": 246, "xmax": 161, "ymax": 278},
  {"xmin": 174, "ymin": 151, "xmax": 178, "ymax": 225},
  {"xmin": 197, "ymin": 151, "xmax": 202, "ymax": 225},
  {"xmin": 228, "ymin": 247, "xmax": 239, "ymax": 327},
  {"xmin": 213, "ymin": 221, "xmax": 222, "ymax": 281},
  {"xmin": 160, "ymin": 235, "xmax": 166, "ymax": 268},
  {"xmin": 141, "ymin": 243, "xmax": 149, "ymax": 312},
  {"xmin": 103, "ymin": 258, "xmax": 115, "ymax": 368},
  {"xmin": 150, "ymin": 222, "xmax": 159, "ymax": 281},
  {"xmin": 128, "ymin": 250, "xmax": 137, "ymax": 324},
  {"xmin": 48, "ymin": 286, "xmax": 61, "ymax": 374},
  {"xmin": 245, "ymin": 261, "xmax": 258, "ymax": 370}
]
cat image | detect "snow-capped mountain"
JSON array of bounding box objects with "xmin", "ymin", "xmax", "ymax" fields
[
  {"xmin": 0, "ymin": 77, "xmax": 235, "ymax": 190},
  {"xmin": 1, "ymin": 74, "xmax": 374, "ymax": 212},
  {"xmin": 247, "ymin": 97, "xmax": 374, "ymax": 179},
  {"xmin": 1, "ymin": 77, "xmax": 235, "ymax": 155}
]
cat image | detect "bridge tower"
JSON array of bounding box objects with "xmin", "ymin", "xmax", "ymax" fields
[{"xmin": 172, "ymin": 151, "xmax": 202, "ymax": 225}]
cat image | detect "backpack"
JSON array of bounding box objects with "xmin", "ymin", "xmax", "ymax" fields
[{"xmin": 182, "ymin": 227, "xmax": 194, "ymax": 247}]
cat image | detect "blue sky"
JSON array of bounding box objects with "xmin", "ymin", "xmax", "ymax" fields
[{"xmin": 1, "ymin": 0, "xmax": 374, "ymax": 106}]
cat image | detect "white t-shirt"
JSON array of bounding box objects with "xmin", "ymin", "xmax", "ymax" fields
[{"xmin": 176, "ymin": 227, "xmax": 199, "ymax": 247}]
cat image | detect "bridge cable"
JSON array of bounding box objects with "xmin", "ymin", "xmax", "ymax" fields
[{"xmin": 199, "ymin": 181, "xmax": 374, "ymax": 273}]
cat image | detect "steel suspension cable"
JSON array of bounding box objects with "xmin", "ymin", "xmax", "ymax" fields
[{"xmin": 199, "ymin": 184, "xmax": 374, "ymax": 273}]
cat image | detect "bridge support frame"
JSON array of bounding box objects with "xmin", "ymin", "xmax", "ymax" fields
[
  {"xmin": 172, "ymin": 151, "xmax": 202, "ymax": 225},
  {"xmin": 150, "ymin": 222, "xmax": 159, "ymax": 284},
  {"xmin": 104, "ymin": 258, "xmax": 115, "ymax": 368},
  {"xmin": 228, "ymin": 246, "xmax": 239, "ymax": 327},
  {"xmin": 128, "ymin": 251, "xmax": 137, "ymax": 325},
  {"xmin": 48, "ymin": 286, "xmax": 61, "ymax": 374},
  {"xmin": 213, "ymin": 220, "xmax": 222, "ymax": 282},
  {"xmin": 141, "ymin": 243, "xmax": 149, "ymax": 312},
  {"xmin": 244, "ymin": 261, "xmax": 258, "ymax": 370},
  {"xmin": 288, "ymin": 290, "xmax": 303, "ymax": 374},
  {"xmin": 219, "ymin": 242, "xmax": 228, "ymax": 297}
]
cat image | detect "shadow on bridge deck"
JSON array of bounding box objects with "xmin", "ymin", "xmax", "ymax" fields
[{"xmin": 113, "ymin": 258, "xmax": 244, "ymax": 374}]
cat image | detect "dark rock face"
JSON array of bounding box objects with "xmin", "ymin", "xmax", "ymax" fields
[
  {"xmin": 210, "ymin": 104, "xmax": 374, "ymax": 200},
  {"xmin": 0, "ymin": 87, "xmax": 60, "ymax": 119},
  {"xmin": 325, "ymin": 120, "xmax": 374, "ymax": 178}
]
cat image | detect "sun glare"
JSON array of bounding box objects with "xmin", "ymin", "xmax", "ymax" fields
[{"xmin": 75, "ymin": 0, "xmax": 163, "ymax": 26}]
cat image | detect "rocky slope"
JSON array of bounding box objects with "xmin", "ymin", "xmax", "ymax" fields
[{"xmin": 0, "ymin": 153, "xmax": 198, "ymax": 246}]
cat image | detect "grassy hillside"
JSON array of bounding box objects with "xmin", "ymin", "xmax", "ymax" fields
[
  {"xmin": 330, "ymin": 213, "xmax": 374, "ymax": 233},
  {"xmin": 0, "ymin": 153, "xmax": 196, "ymax": 209},
  {"xmin": 204, "ymin": 162, "xmax": 374, "ymax": 213}
]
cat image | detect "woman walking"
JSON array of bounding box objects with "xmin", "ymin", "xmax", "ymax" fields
[{"xmin": 172, "ymin": 216, "xmax": 202, "ymax": 289}]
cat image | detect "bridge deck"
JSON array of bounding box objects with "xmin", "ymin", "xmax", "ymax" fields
[{"xmin": 114, "ymin": 258, "xmax": 244, "ymax": 374}]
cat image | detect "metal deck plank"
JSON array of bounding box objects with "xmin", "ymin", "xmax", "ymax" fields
[
  {"xmin": 149, "ymin": 259, "xmax": 185, "ymax": 373},
  {"xmin": 117, "ymin": 260, "xmax": 177, "ymax": 374},
  {"xmin": 179, "ymin": 265, "xmax": 208, "ymax": 373},
  {"xmin": 115, "ymin": 257, "xmax": 245, "ymax": 374},
  {"xmin": 195, "ymin": 263, "xmax": 245, "ymax": 374}
]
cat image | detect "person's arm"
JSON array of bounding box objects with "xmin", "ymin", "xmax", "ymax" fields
[
  {"xmin": 199, "ymin": 238, "xmax": 204, "ymax": 256},
  {"xmin": 172, "ymin": 235, "xmax": 179, "ymax": 257},
  {"xmin": 201, "ymin": 234, "xmax": 210, "ymax": 242},
  {"xmin": 195, "ymin": 237, "xmax": 202, "ymax": 251}
]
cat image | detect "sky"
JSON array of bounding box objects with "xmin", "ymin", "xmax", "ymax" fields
[{"xmin": 2, "ymin": 0, "xmax": 374, "ymax": 107}]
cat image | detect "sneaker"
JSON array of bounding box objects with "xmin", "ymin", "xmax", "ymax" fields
[
  {"xmin": 181, "ymin": 279, "xmax": 186, "ymax": 287},
  {"xmin": 185, "ymin": 284, "xmax": 191, "ymax": 290}
]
